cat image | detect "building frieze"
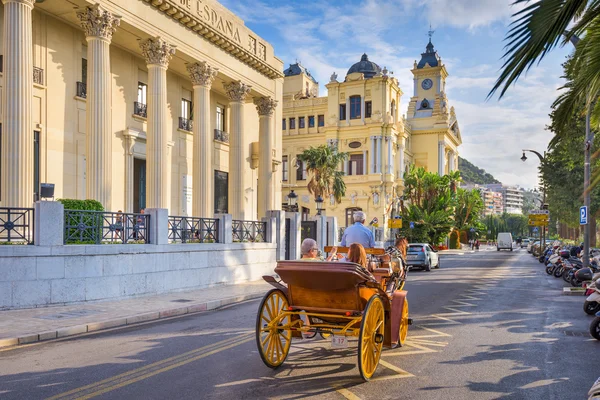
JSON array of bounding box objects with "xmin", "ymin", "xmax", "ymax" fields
[
  {"xmin": 142, "ymin": 0, "xmax": 283, "ymax": 80},
  {"xmin": 282, "ymin": 97, "xmax": 328, "ymax": 108},
  {"xmin": 76, "ymin": 4, "xmax": 121, "ymax": 40}
]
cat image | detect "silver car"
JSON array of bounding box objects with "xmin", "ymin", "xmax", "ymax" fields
[{"xmin": 405, "ymin": 243, "xmax": 440, "ymax": 272}]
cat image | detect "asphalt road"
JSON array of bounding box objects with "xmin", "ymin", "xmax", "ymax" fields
[{"xmin": 1, "ymin": 248, "xmax": 599, "ymax": 400}]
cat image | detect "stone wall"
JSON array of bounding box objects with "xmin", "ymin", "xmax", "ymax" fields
[{"xmin": 0, "ymin": 242, "xmax": 276, "ymax": 309}]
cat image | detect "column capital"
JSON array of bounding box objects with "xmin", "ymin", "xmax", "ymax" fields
[
  {"xmin": 1, "ymin": 0, "xmax": 34, "ymax": 7},
  {"xmin": 187, "ymin": 61, "xmax": 218, "ymax": 87},
  {"xmin": 76, "ymin": 4, "xmax": 121, "ymax": 40},
  {"xmin": 254, "ymin": 96, "xmax": 278, "ymax": 116},
  {"xmin": 223, "ymin": 80, "xmax": 251, "ymax": 102},
  {"xmin": 139, "ymin": 37, "xmax": 176, "ymax": 67}
]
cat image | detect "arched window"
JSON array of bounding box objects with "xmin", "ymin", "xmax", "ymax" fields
[{"xmin": 350, "ymin": 95, "xmax": 361, "ymax": 119}]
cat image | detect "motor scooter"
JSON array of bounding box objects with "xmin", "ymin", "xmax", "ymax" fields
[
  {"xmin": 590, "ymin": 310, "xmax": 600, "ymax": 340},
  {"xmin": 584, "ymin": 275, "xmax": 600, "ymax": 315},
  {"xmin": 588, "ymin": 376, "xmax": 600, "ymax": 400}
]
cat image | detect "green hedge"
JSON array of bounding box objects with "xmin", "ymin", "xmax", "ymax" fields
[
  {"xmin": 449, "ymin": 231, "xmax": 460, "ymax": 249},
  {"xmin": 57, "ymin": 199, "xmax": 104, "ymax": 211}
]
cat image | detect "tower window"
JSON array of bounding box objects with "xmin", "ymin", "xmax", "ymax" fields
[
  {"xmin": 308, "ymin": 116, "xmax": 315, "ymax": 128},
  {"xmin": 282, "ymin": 118, "xmax": 286, "ymax": 130},
  {"xmin": 299, "ymin": 117, "xmax": 305, "ymax": 129},
  {"xmin": 290, "ymin": 118, "xmax": 296, "ymax": 129},
  {"xmin": 365, "ymin": 101, "xmax": 372, "ymax": 118},
  {"xmin": 339, "ymin": 104, "xmax": 346, "ymax": 120},
  {"xmin": 318, "ymin": 115, "xmax": 325, "ymax": 127},
  {"xmin": 350, "ymin": 96, "xmax": 361, "ymax": 119}
]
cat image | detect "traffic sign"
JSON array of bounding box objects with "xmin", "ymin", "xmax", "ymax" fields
[
  {"xmin": 580, "ymin": 206, "xmax": 588, "ymax": 225},
  {"xmin": 528, "ymin": 220, "xmax": 548, "ymax": 227},
  {"xmin": 409, "ymin": 221, "xmax": 415, "ymax": 229},
  {"xmin": 387, "ymin": 219, "xmax": 402, "ymax": 229},
  {"xmin": 470, "ymin": 228, "xmax": 476, "ymax": 232},
  {"xmin": 533, "ymin": 227, "xmax": 539, "ymax": 233},
  {"xmin": 528, "ymin": 214, "xmax": 549, "ymax": 221},
  {"xmin": 530, "ymin": 210, "xmax": 550, "ymax": 215}
]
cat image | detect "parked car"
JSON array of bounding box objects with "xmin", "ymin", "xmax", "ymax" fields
[
  {"xmin": 406, "ymin": 243, "xmax": 439, "ymax": 272},
  {"xmin": 497, "ymin": 232, "xmax": 513, "ymax": 251},
  {"xmin": 527, "ymin": 240, "xmax": 539, "ymax": 253},
  {"xmin": 521, "ymin": 238, "xmax": 530, "ymax": 248}
]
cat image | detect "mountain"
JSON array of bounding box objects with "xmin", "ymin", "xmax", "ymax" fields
[{"xmin": 458, "ymin": 156, "xmax": 501, "ymax": 185}]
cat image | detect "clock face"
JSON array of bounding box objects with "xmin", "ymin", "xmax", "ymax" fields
[{"xmin": 421, "ymin": 78, "xmax": 433, "ymax": 90}]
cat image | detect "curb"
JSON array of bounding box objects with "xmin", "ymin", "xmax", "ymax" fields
[{"xmin": 0, "ymin": 292, "xmax": 265, "ymax": 349}]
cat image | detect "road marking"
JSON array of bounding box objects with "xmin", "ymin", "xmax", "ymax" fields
[
  {"xmin": 372, "ymin": 360, "xmax": 414, "ymax": 380},
  {"xmin": 416, "ymin": 326, "xmax": 452, "ymax": 337},
  {"xmin": 47, "ymin": 333, "xmax": 253, "ymax": 400},
  {"xmin": 333, "ymin": 385, "xmax": 362, "ymax": 400}
]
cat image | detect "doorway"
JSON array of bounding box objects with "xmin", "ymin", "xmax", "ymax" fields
[{"xmin": 133, "ymin": 158, "xmax": 146, "ymax": 212}]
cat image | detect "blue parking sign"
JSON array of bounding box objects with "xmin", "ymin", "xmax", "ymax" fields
[
  {"xmin": 409, "ymin": 221, "xmax": 415, "ymax": 229},
  {"xmin": 581, "ymin": 206, "xmax": 588, "ymax": 225}
]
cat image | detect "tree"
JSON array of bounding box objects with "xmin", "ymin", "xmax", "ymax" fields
[
  {"xmin": 454, "ymin": 188, "xmax": 485, "ymax": 230},
  {"xmin": 297, "ymin": 145, "xmax": 349, "ymax": 203},
  {"xmin": 489, "ymin": 0, "xmax": 600, "ymax": 132},
  {"xmin": 398, "ymin": 165, "xmax": 456, "ymax": 245}
]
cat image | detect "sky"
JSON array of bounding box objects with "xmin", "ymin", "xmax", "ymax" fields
[{"xmin": 220, "ymin": 0, "xmax": 572, "ymax": 189}]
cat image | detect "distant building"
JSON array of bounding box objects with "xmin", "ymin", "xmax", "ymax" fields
[
  {"xmin": 484, "ymin": 184, "xmax": 524, "ymax": 215},
  {"xmin": 462, "ymin": 184, "xmax": 503, "ymax": 216}
]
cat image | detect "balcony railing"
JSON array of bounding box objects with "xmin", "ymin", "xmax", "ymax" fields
[
  {"xmin": 33, "ymin": 67, "xmax": 44, "ymax": 85},
  {"xmin": 178, "ymin": 117, "xmax": 193, "ymax": 131},
  {"xmin": 168, "ymin": 216, "xmax": 218, "ymax": 243},
  {"xmin": 64, "ymin": 210, "xmax": 149, "ymax": 244},
  {"xmin": 76, "ymin": 81, "xmax": 87, "ymax": 98},
  {"xmin": 134, "ymin": 101, "xmax": 147, "ymax": 118},
  {"xmin": 214, "ymin": 129, "xmax": 229, "ymax": 143},
  {"xmin": 0, "ymin": 207, "xmax": 34, "ymax": 244},
  {"xmin": 232, "ymin": 220, "xmax": 266, "ymax": 243}
]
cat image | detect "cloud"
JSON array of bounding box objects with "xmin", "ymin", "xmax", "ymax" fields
[{"xmin": 418, "ymin": 0, "xmax": 523, "ymax": 29}]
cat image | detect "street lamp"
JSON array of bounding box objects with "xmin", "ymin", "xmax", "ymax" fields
[
  {"xmin": 287, "ymin": 190, "xmax": 298, "ymax": 210},
  {"xmin": 521, "ymin": 149, "xmax": 546, "ymax": 255},
  {"xmin": 315, "ymin": 195, "xmax": 324, "ymax": 215}
]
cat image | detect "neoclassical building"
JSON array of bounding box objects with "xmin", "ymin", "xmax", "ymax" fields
[
  {"xmin": 0, "ymin": 0, "xmax": 283, "ymax": 220},
  {"xmin": 281, "ymin": 40, "xmax": 462, "ymax": 230}
]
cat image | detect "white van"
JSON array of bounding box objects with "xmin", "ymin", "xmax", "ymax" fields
[{"xmin": 497, "ymin": 232, "xmax": 513, "ymax": 251}]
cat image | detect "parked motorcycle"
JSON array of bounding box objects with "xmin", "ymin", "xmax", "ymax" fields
[
  {"xmin": 584, "ymin": 274, "xmax": 600, "ymax": 315},
  {"xmin": 590, "ymin": 311, "xmax": 600, "ymax": 340},
  {"xmin": 588, "ymin": 376, "xmax": 600, "ymax": 400}
]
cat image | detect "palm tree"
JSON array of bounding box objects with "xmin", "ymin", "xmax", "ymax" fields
[
  {"xmin": 297, "ymin": 145, "xmax": 349, "ymax": 203},
  {"xmin": 489, "ymin": 0, "xmax": 600, "ymax": 131}
]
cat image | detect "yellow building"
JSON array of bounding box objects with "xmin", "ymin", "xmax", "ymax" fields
[
  {"xmin": 0, "ymin": 0, "xmax": 283, "ymax": 221},
  {"xmin": 281, "ymin": 40, "xmax": 462, "ymax": 233}
]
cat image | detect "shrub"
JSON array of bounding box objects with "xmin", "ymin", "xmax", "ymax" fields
[
  {"xmin": 57, "ymin": 199, "xmax": 104, "ymax": 211},
  {"xmin": 449, "ymin": 230, "xmax": 460, "ymax": 249}
]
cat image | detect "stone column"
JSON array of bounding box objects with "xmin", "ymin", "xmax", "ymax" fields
[
  {"xmin": 255, "ymin": 97, "xmax": 278, "ymax": 219},
  {"xmin": 397, "ymin": 138, "xmax": 405, "ymax": 179},
  {"xmin": 369, "ymin": 136, "xmax": 375, "ymax": 174},
  {"xmin": 140, "ymin": 37, "xmax": 176, "ymax": 209},
  {"xmin": 187, "ymin": 62, "xmax": 218, "ymax": 218},
  {"xmin": 1, "ymin": 0, "xmax": 34, "ymax": 207},
  {"xmin": 448, "ymin": 150, "xmax": 455, "ymax": 172},
  {"xmin": 387, "ymin": 137, "xmax": 393, "ymax": 174},
  {"xmin": 223, "ymin": 80, "xmax": 251, "ymax": 220},
  {"xmin": 438, "ymin": 140, "xmax": 446, "ymax": 176},
  {"xmin": 77, "ymin": 5, "xmax": 120, "ymax": 209}
]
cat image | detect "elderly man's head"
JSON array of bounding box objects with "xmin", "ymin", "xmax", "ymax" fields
[
  {"xmin": 301, "ymin": 238, "xmax": 318, "ymax": 257},
  {"xmin": 353, "ymin": 211, "xmax": 367, "ymax": 224}
]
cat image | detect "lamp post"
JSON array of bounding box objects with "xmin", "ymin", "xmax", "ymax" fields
[
  {"xmin": 287, "ymin": 190, "xmax": 298, "ymax": 212},
  {"xmin": 315, "ymin": 195, "xmax": 324, "ymax": 216},
  {"xmin": 521, "ymin": 149, "xmax": 547, "ymax": 255},
  {"xmin": 564, "ymin": 31, "xmax": 594, "ymax": 269}
]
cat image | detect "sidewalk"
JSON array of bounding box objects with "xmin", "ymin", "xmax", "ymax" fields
[{"xmin": 0, "ymin": 280, "xmax": 271, "ymax": 349}]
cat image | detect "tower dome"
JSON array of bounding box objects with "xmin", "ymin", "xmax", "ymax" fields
[{"xmin": 346, "ymin": 53, "xmax": 381, "ymax": 79}]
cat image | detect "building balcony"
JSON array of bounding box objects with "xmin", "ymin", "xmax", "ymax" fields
[
  {"xmin": 134, "ymin": 101, "xmax": 147, "ymax": 118},
  {"xmin": 76, "ymin": 81, "xmax": 87, "ymax": 98},
  {"xmin": 214, "ymin": 129, "xmax": 229, "ymax": 143},
  {"xmin": 178, "ymin": 117, "xmax": 193, "ymax": 131}
]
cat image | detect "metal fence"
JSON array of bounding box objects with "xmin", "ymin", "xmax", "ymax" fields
[
  {"xmin": 214, "ymin": 129, "xmax": 229, "ymax": 143},
  {"xmin": 0, "ymin": 207, "xmax": 35, "ymax": 244},
  {"xmin": 64, "ymin": 210, "xmax": 150, "ymax": 244},
  {"xmin": 76, "ymin": 81, "xmax": 87, "ymax": 98},
  {"xmin": 232, "ymin": 220, "xmax": 267, "ymax": 243},
  {"xmin": 178, "ymin": 117, "xmax": 193, "ymax": 131},
  {"xmin": 168, "ymin": 216, "xmax": 219, "ymax": 243},
  {"xmin": 134, "ymin": 101, "xmax": 147, "ymax": 118}
]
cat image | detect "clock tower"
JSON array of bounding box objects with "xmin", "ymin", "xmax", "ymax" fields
[{"xmin": 406, "ymin": 37, "xmax": 461, "ymax": 175}]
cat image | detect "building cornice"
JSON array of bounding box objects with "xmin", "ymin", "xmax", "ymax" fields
[{"xmin": 142, "ymin": 0, "xmax": 283, "ymax": 80}]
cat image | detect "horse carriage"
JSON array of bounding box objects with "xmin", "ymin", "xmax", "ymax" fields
[{"xmin": 256, "ymin": 247, "xmax": 411, "ymax": 381}]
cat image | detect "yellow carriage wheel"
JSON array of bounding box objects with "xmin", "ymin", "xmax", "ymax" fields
[
  {"xmin": 256, "ymin": 289, "xmax": 292, "ymax": 368},
  {"xmin": 398, "ymin": 298, "xmax": 409, "ymax": 346},
  {"xmin": 358, "ymin": 295, "xmax": 385, "ymax": 381}
]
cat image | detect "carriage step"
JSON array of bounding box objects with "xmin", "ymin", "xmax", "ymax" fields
[{"xmin": 408, "ymin": 318, "xmax": 413, "ymax": 325}]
